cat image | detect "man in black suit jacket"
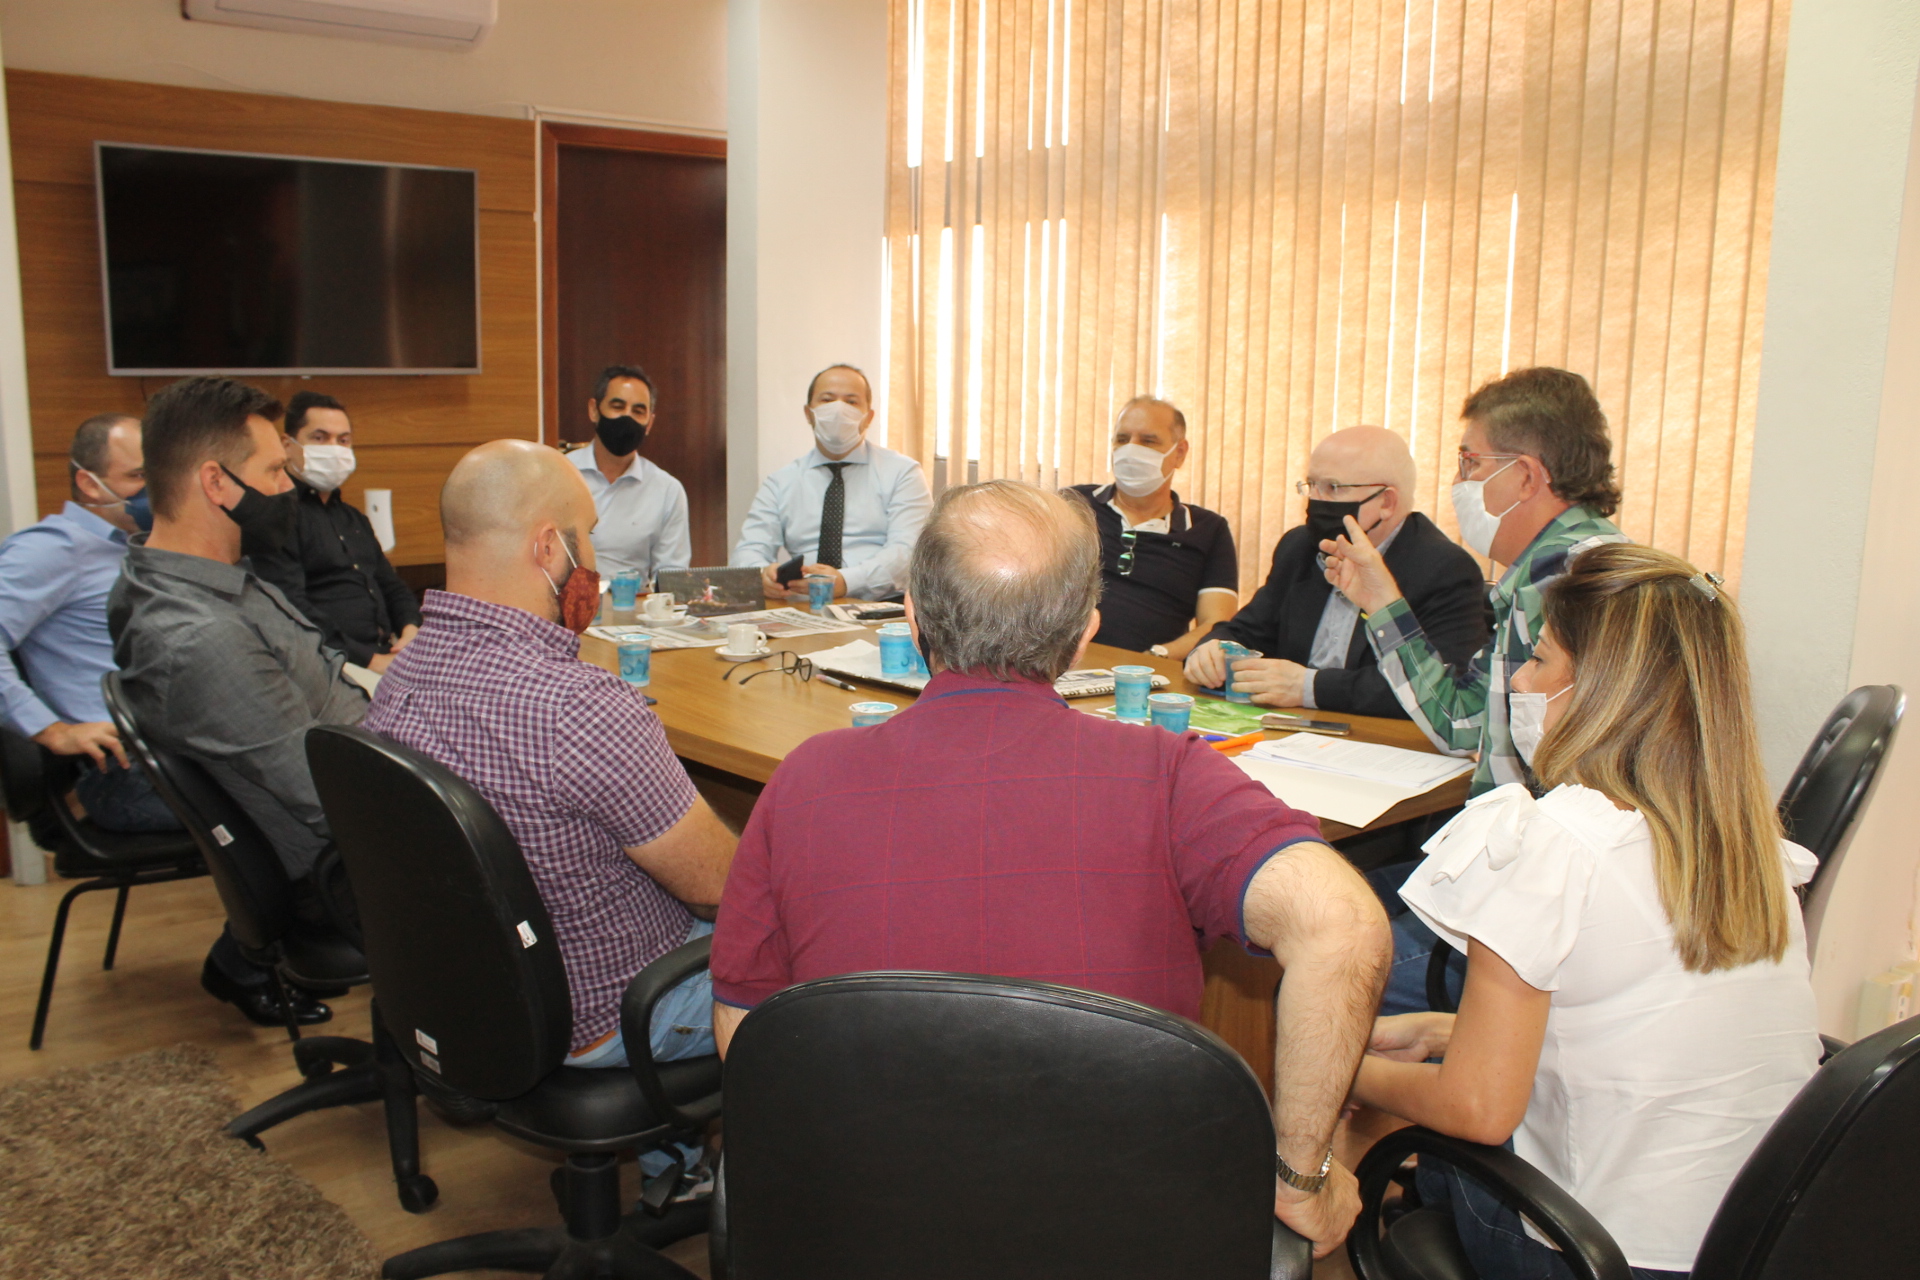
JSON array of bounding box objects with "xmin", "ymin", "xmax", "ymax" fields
[{"xmin": 1186, "ymin": 427, "xmax": 1489, "ymax": 719}]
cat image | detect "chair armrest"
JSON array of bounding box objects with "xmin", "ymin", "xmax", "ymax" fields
[
  {"xmin": 310, "ymin": 846, "xmax": 364, "ymax": 952},
  {"xmin": 619, "ymin": 931, "xmax": 721, "ymax": 1133},
  {"xmin": 1425, "ymin": 941, "xmax": 1459, "ymax": 1014},
  {"xmin": 1348, "ymin": 1126, "xmax": 1631, "ymax": 1280},
  {"xmin": 1271, "ymin": 1218, "xmax": 1311, "ymax": 1280}
]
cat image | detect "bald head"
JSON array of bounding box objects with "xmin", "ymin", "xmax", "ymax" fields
[
  {"xmin": 440, "ymin": 440, "xmax": 599, "ymax": 622},
  {"xmin": 908, "ymin": 481, "xmax": 1103, "ymax": 680},
  {"xmin": 442, "ymin": 440, "xmax": 593, "ymax": 550},
  {"xmin": 1309, "ymin": 426, "xmax": 1416, "ymax": 496}
]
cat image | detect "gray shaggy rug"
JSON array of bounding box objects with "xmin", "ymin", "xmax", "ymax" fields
[{"xmin": 0, "ymin": 1045, "xmax": 377, "ymax": 1279}]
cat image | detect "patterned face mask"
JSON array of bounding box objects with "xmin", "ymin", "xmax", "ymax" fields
[{"xmin": 541, "ymin": 533, "xmax": 600, "ymax": 634}]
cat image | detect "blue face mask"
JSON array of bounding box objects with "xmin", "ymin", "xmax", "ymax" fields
[
  {"xmin": 79, "ymin": 469, "xmax": 153, "ymax": 532},
  {"xmin": 123, "ymin": 488, "xmax": 153, "ymax": 532}
]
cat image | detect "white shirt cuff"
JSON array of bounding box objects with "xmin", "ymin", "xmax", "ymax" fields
[{"xmin": 1299, "ymin": 669, "xmax": 1319, "ymax": 710}]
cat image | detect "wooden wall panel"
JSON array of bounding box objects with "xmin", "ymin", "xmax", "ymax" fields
[{"xmin": 6, "ymin": 70, "xmax": 538, "ymax": 565}]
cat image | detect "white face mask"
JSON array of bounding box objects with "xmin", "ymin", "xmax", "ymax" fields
[
  {"xmin": 810, "ymin": 400, "xmax": 868, "ymax": 456},
  {"xmin": 1111, "ymin": 442, "xmax": 1173, "ymax": 498},
  {"xmin": 1509, "ymin": 683, "xmax": 1571, "ymax": 767},
  {"xmin": 1449, "ymin": 459, "xmax": 1522, "ymax": 557},
  {"xmin": 297, "ymin": 443, "xmax": 357, "ymax": 493}
]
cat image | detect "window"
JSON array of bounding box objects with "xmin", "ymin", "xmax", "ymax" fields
[{"xmin": 886, "ymin": 0, "xmax": 1788, "ymax": 587}]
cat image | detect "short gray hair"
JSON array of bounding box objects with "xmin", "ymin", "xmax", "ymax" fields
[{"xmin": 908, "ymin": 480, "xmax": 1102, "ymax": 681}]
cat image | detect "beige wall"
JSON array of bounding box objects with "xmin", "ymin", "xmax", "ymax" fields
[
  {"xmin": 1742, "ymin": 0, "xmax": 1920, "ymax": 1035},
  {"xmin": 0, "ymin": 0, "xmax": 726, "ymax": 130},
  {"xmin": 725, "ymin": 0, "xmax": 889, "ymax": 544},
  {"xmin": 1821, "ymin": 70, "xmax": 1920, "ymax": 1030}
]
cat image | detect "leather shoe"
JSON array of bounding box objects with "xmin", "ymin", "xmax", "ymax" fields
[{"xmin": 201, "ymin": 960, "xmax": 332, "ymax": 1027}]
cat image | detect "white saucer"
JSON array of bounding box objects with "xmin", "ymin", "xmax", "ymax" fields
[{"xmin": 716, "ymin": 644, "xmax": 773, "ymax": 662}]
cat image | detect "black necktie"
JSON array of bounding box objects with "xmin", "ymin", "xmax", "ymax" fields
[{"xmin": 817, "ymin": 463, "xmax": 850, "ymax": 567}]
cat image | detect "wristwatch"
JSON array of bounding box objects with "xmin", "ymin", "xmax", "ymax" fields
[{"xmin": 1276, "ymin": 1144, "xmax": 1335, "ymax": 1194}]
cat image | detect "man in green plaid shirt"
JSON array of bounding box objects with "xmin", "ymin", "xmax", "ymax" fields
[{"xmin": 1325, "ymin": 368, "xmax": 1627, "ymax": 799}]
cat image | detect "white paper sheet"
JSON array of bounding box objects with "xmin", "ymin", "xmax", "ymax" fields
[
  {"xmin": 810, "ymin": 639, "xmax": 929, "ymax": 691},
  {"xmin": 1232, "ymin": 755, "xmax": 1426, "ymax": 828},
  {"xmin": 1246, "ymin": 733, "xmax": 1474, "ymax": 790}
]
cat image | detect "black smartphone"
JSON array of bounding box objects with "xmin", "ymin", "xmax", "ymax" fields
[
  {"xmin": 1259, "ymin": 713, "xmax": 1352, "ymax": 737},
  {"xmin": 775, "ymin": 554, "xmax": 806, "ymax": 587}
]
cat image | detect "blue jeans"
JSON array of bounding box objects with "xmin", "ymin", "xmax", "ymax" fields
[
  {"xmin": 565, "ymin": 921, "xmax": 718, "ymax": 1068},
  {"xmin": 1416, "ymin": 1161, "xmax": 1687, "ymax": 1280},
  {"xmin": 74, "ymin": 758, "xmax": 181, "ymax": 833},
  {"xmin": 565, "ymin": 921, "xmax": 716, "ymax": 1178},
  {"xmin": 1368, "ymin": 860, "xmax": 1466, "ymax": 1016}
]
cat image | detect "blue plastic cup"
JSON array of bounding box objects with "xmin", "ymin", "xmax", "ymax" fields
[
  {"xmin": 618, "ymin": 636, "xmax": 653, "ymax": 687},
  {"xmin": 611, "ymin": 570, "xmax": 642, "ymax": 612},
  {"xmin": 806, "ymin": 574, "xmax": 834, "ymax": 614},
  {"xmin": 877, "ymin": 622, "xmax": 917, "ymax": 677},
  {"xmin": 1149, "ymin": 692, "xmax": 1194, "ymax": 733},
  {"xmin": 1216, "ymin": 641, "xmax": 1264, "ymax": 703},
  {"xmin": 1112, "ymin": 665, "xmax": 1155, "ymax": 722},
  {"xmin": 850, "ymin": 700, "xmax": 897, "ymax": 727}
]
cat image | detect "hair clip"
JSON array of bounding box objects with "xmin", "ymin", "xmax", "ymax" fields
[{"xmin": 1688, "ymin": 570, "xmax": 1724, "ymax": 602}]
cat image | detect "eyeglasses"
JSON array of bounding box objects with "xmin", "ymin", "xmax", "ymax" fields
[
  {"xmin": 1115, "ymin": 529, "xmax": 1138, "ymax": 577},
  {"xmin": 1455, "ymin": 450, "xmax": 1524, "ymax": 482},
  {"xmin": 722, "ymin": 650, "xmax": 815, "ymax": 685},
  {"xmin": 1294, "ymin": 479, "xmax": 1390, "ymax": 501}
]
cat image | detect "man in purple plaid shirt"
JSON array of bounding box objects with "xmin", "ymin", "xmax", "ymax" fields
[{"xmin": 366, "ymin": 441, "xmax": 735, "ymax": 1072}]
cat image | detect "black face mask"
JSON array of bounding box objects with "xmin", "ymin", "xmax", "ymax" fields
[
  {"xmin": 1304, "ymin": 493, "xmax": 1385, "ymax": 547},
  {"xmin": 595, "ymin": 412, "xmax": 646, "ymax": 456},
  {"xmin": 220, "ymin": 465, "xmax": 299, "ymax": 556}
]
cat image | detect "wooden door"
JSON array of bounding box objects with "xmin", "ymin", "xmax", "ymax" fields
[{"xmin": 543, "ymin": 125, "xmax": 727, "ymax": 565}]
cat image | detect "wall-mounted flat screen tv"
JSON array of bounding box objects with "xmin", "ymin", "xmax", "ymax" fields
[{"xmin": 95, "ymin": 142, "xmax": 480, "ymax": 375}]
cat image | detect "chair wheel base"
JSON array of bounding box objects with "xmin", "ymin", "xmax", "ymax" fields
[
  {"xmin": 397, "ymin": 1173, "xmax": 439, "ymax": 1214},
  {"xmin": 381, "ymin": 1211, "xmax": 705, "ymax": 1280}
]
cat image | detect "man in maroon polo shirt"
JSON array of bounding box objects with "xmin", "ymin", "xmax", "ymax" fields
[{"xmin": 711, "ymin": 480, "xmax": 1391, "ymax": 1257}]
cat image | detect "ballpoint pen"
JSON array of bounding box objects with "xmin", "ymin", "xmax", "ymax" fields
[{"xmin": 818, "ymin": 674, "xmax": 858, "ymax": 692}]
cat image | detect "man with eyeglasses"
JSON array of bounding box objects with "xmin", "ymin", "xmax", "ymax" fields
[
  {"xmin": 1067, "ymin": 396, "xmax": 1238, "ymax": 657},
  {"xmin": 1185, "ymin": 426, "xmax": 1488, "ymax": 719},
  {"xmin": 1322, "ymin": 368, "xmax": 1627, "ymax": 797}
]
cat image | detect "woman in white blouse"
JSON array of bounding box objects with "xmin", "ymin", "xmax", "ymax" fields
[{"xmin": 1349, "ymin": 544, "xmax": 1820, "ymax": 1280}]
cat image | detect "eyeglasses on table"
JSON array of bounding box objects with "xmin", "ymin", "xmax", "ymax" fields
[{"xmin": 721, "ymin": 651, "xmax": 816, "ymax": 685}]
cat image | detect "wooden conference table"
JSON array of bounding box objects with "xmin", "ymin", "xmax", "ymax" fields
[{"xmin": 579, "ymin": 605, "xmax": 1469, "ymax": 1092}]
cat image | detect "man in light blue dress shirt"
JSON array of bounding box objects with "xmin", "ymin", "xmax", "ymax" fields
[
  {"xmin": 571, "ymin": 364, "xmax": 692, "ymax": 583},
  {"xmin": 730, "ymin": 365, "xmax": 932, "ymax": 601},
  {"xmin": 0, "ymin": 414, "xmax": 177, "ymax": 832}
]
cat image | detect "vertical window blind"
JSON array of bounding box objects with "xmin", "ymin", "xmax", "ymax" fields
[{"xmin": 884, "ymin": 0, "xmax": 1789, "ymax": 590}]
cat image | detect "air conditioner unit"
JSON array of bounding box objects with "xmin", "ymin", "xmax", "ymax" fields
[{"xmin": 181, "ymin": 0, "xmax": 496, "ymax": 51}]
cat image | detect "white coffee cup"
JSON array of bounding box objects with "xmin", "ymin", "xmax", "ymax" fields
[
  {"xmin": 725, "ymin": 623, "xmax": 763, "ymax": 655},
  {"xmin": 642, "ymin": 592, "xmax": 675, "ymax": 620}
]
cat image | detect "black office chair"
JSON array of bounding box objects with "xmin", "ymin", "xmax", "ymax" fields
[
  {"xmin": 1777, "ymin": 683, "xmax": 1904, "ymax": 946},
  {"xmin": 306, "ymin": 724, "xmax": 721, "ymax": 1279},
  {"xmin": 1350, "ymin": 1013, "xmax": 1920, "ymax": 1279},
  {"xmin": 1423, "ymin": 683, "xmax": 1908, "ymax": 1013},
  {"xmin": 101, "ymin": 673, "xmax": 435, "ymax": 1211},
  {"xmin": 714, "ymin": 971, "xmax": 1311, "ymax": 1280},
  {"xmin": 0, "ymin": 725, "xmax": 204, "ymax": 1048}
]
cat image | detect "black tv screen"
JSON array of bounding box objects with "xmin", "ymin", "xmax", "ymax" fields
[{"xmin": 95, "ymin": 143, "xmax": 479, "ymax": 375}]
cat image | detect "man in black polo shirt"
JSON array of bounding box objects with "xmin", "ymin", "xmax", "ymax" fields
[
  {"xmin": 1186, "ymin": 426, "xmax": 1489, "ymax": 718},
  {"xmin": 1067, "ymin": 397, "xmax": 1237, "ymax": 657},
  {"xmin": 249, "ymin": 391, "xmax": 422, "ymax": 671}
]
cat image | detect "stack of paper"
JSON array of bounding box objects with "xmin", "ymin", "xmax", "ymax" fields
[{"xmin": 1232, "ymin": 733, "xmax": 1473, "ymax": 828}]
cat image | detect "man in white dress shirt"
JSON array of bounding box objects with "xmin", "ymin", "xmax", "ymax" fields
[
  {"xmin": 731, "ymin": 365, "xmax": 932, "ymax": 601},
  {"xmin": 570, "ymin": 364, "xmax": 692, "ymax": 582}
]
